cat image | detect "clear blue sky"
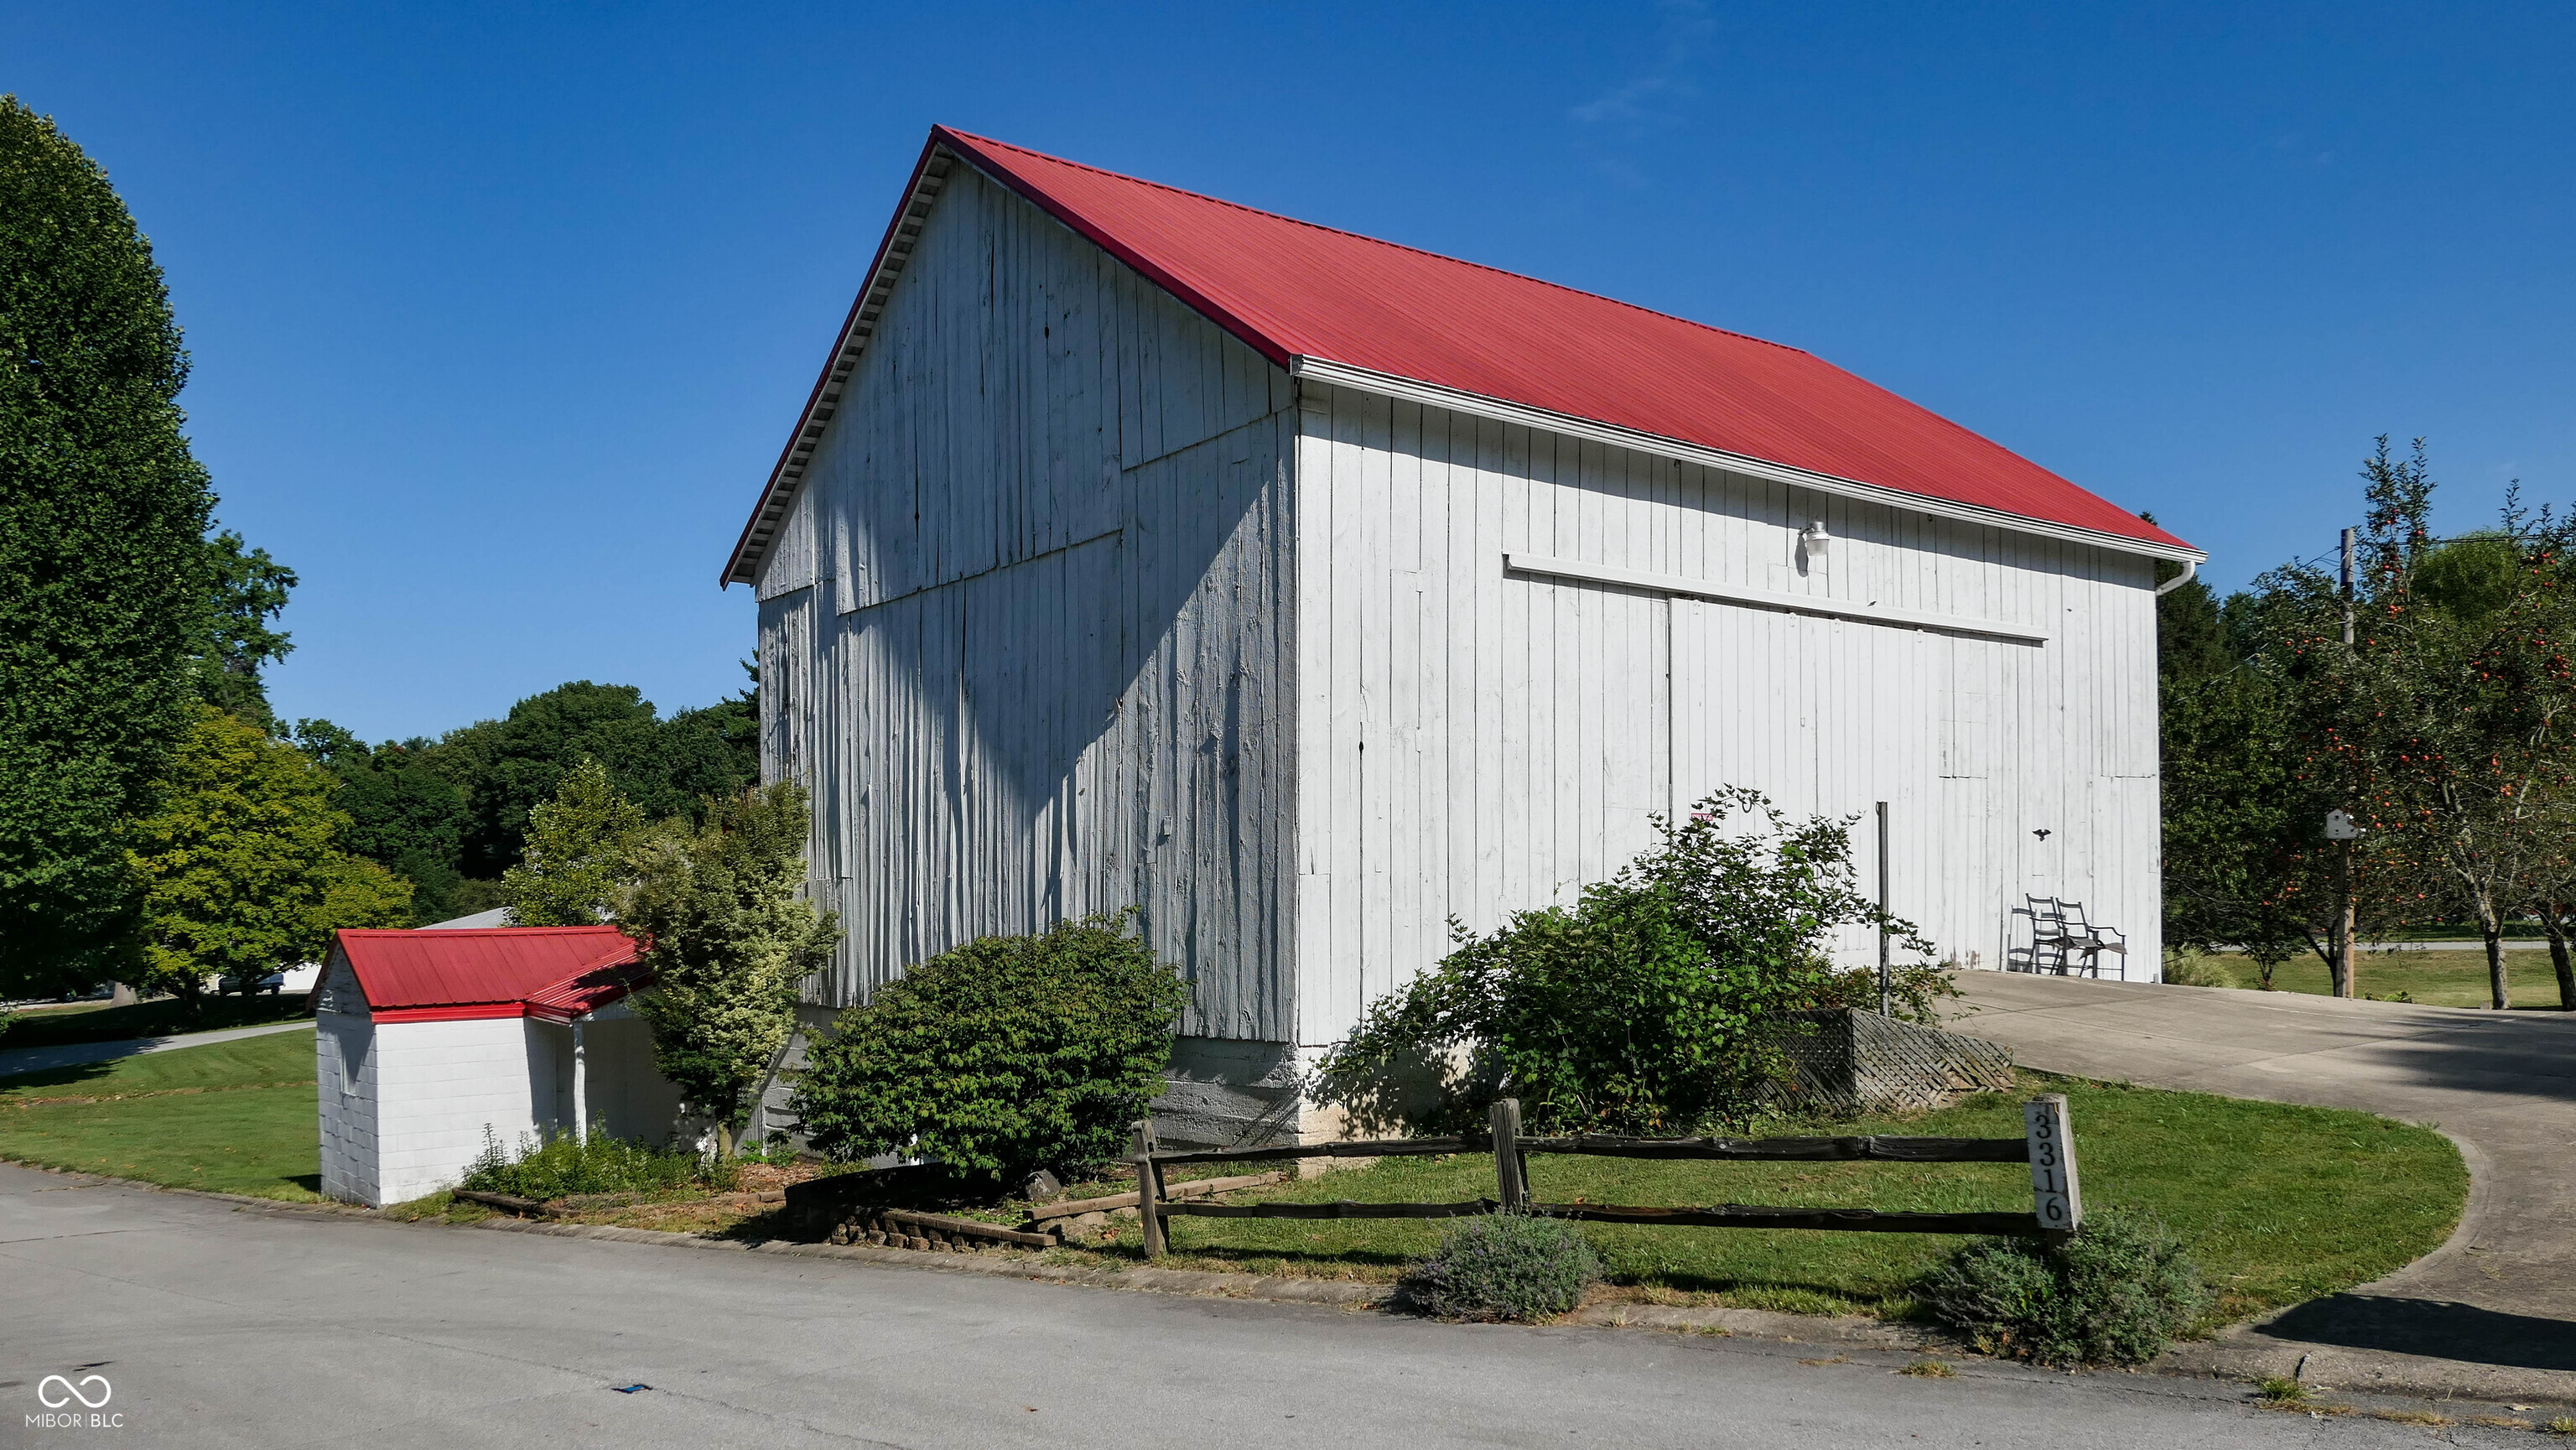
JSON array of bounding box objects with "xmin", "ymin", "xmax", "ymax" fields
[{"xmin": 10, "ymin": 3, "xmax": 2571, "ymax": 743}]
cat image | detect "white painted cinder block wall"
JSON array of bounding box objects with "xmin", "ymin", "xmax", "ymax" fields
[
  {"xmin": 369, "ymin": 1016, "xmax": 539, "ymax": 1206},
  {"xmin": 315, "ymin": 959, "xmax": 379, "ymax": 1204}
]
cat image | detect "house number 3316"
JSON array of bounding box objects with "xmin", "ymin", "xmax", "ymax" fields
[{"xmin": 2023, "ymin": 1094, "xmax": 2083, "ymax": 1232}]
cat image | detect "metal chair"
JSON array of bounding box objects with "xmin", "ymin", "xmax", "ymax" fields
[
  {"xmin": 2058, "ymin": 900, "xmax": 2127, "ymax": 977},
  {"xmin": 2022, "ymin": 895, "xmax": 2077, "ymax": 974}
]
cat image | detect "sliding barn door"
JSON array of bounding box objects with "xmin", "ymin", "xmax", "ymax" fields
[{"xmin": 1670, "ymin": 600, "xmax": 1949, "ymax": 964}]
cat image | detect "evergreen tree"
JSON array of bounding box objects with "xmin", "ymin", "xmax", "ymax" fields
[
  {"xmin": 0, "ymin": 96, "xmax": 216, "ymax": 995},
  {"xmin": 501, "ymin": 757, "xmax": 644, "ymax": 926},
  {"xmin": 622, "ymin": 783, "xmax": 838, "ymax": 1156}
]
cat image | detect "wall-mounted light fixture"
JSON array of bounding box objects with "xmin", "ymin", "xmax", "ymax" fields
[{"xmin": 1800, "ymin": 521, "xmax": 1831, "ymax": 556}]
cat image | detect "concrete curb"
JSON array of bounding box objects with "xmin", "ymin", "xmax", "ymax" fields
[
  {"xmin": 2158, "ymin": 1329, "xmax": 2576, "ymax": 1409},
  {"xmin": 468, "ymin": 1212, "xmax": 1397, "ymax": 1307},
  {"xmin": 460, "ymin": 1214, "xmax": 1940, "ymax": 1349}
]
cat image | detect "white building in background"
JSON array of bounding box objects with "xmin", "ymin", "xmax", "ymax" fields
[
  {"xmin": 314, "ymin": 926, "xmax": 678, "ymax": 1206},
  {"xmin": 722, "ymin": 126, "xmax": 2204, "ymax": 1148}
]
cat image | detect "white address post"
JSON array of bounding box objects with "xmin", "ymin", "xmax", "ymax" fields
[{"xmin": 2023, "ymin": 1094, "xmax": 2083, "ymax": 1237}]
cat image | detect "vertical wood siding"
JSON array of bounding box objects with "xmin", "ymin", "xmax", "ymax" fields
[
  {"xmin": 1292, "ymin": 382, "xmax": 2162, "ymax": 1047},
  {"xmin": 752, "ymin": 164, "xmax": 1297, "ymax": 1040}
]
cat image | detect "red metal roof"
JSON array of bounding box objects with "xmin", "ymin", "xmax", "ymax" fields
[
  {"xmin": 725, "ymin": 127, "xmax": 2194, "ymax": 582},
  {"xmin": 335, "ymin": 927, "xmax": 647, "ymax": 1023}
]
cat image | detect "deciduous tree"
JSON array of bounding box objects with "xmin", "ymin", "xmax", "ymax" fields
[
  {"xmin": 501, "ymin": 758, "xmax": 644, "ymax": 927},
  {"xmin": 193, "ymin": 529, "xmax": 296, "ymax": 726},
  {"xmin": 621, "ymin": 783, "xmax": 837, "ymax": 1156},
  {"xmin": 127, "ymin": 705, "xmax": 410, "ymax": 1003}
]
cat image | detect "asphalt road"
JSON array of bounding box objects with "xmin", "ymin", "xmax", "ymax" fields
[{"xmin": 0, "ymin": 1166, "xmax": 2515, "ymax": 1450}]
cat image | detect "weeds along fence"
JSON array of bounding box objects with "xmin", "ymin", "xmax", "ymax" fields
[{"xmin": 1132, "ymin": 1094, "xmax": 2084, "ymax": 1258}]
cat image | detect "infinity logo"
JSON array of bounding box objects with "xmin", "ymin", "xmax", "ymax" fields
[{"xmin": 38, "ymin": 1374, "xmax": 112, "ymax": 1409}]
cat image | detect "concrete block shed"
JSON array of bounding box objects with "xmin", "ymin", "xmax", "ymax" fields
[
  {"xmin": 315, "ymin": 927, "xmax": 681, "ymax": 1206},
  {"xmin": 722, "ymin": 126, "xmax": 2205, "ymax": 1149}
]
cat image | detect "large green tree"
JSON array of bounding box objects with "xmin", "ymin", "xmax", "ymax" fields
[
  {"xmin": 300, "ymin": 671, "xmax": 758, "ymax": 920},
  {"xmin": 2165, "ymin": 440, "xmax": 2576, "ymax": 1009},
  {"xmin": 621, "ymin": 782, "xmax": 838, "ymax": 1156},
  {"xmin": 2158, "ymin": 571, "xmax": 2308, "ymax": 977},
  {"xmin": 501, "ymin": 757, "xmax": 645, "ymax": 927},
  {"xmin": 127, "ymin": 705, "xmax": 413, "ymax": 1002},
  {"xmin": 294, "ymin": 720, "xmax": 475, "ymax": 921},
  {"xmin": 452, "ymin": 679, "xmax": 758, "ymax": 877},
  {"xmin": 0, "ymin": 96, "xmax": 220, "ymax": 996}
]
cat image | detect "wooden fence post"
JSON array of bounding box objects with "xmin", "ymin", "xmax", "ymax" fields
[
  {"xmin": 2023, "ymin": 1094, "xmax": 2082, "ymax": 1239},
  {"xmin": 1489, "ymin": 1098, "xmax": 1526, "ymax": 1211},
  {"xmin": 1133, "ymin": 1119, "xmax": 1166, "ymax": 1258}
]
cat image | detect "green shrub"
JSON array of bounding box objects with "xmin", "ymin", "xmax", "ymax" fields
[
  {"xmin": 459, "ymin": 1125, "xmax": 728, "ymax": 1200},
  {"xmin": 1405, "ymin": 1211, "xmax": 1602, "ymax": 1322},
  {"xmin": 1315, "ymin": 787, "xmax": 1936, "ymax": 1136},
  {"xmin": 1924, "ymin": 1208, "xmax": 2208, "ymax": 1366},
  {"xmin": 2162, "ymin": 951, "xmax": 2237, "ymax": 988},
  {"xmin": 788, "ymin": 912, "xmax": 1188, "ymax": 1182}
]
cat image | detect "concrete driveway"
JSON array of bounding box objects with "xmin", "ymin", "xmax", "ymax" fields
[
  {"xmin": 0, "ymin": 1165, "xmax": 2511, "ymax": 1449},
  {"xmin": 1949, "ymin": 974, "xmax": 2576, "ymax": 1387}
]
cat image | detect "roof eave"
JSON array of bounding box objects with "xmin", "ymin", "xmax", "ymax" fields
[
  {"xmin": 719, "ymin": 127, "xmax": 1310, "ymax": 592},
  {"xmin": 1288, "ymin": 356, "xmax": 2206, "ymax": 565},
  {"xmin": 723, "ymin": 127, "xmax": 2204, "ymax": 588},
  {"xmin": 720, "ymin": 133, "xmax": 963, "ymax": 590}
]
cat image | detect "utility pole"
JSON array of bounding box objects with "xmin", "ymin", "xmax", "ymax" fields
[
  {"xmin": 2336, "ymin": 528, "xmax": 2358, "ymax": 998},
  {"xmin": 1876, "ymin": 800, "xmax": 1892, "ymax": 1016},
  {"xmin": 2341, "ymin": 526, "xmax": 2356, "ymax": 647}
]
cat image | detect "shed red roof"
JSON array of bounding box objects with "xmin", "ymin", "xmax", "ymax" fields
[
  {"xmin": 726, "ymin": 127, "xmax": 2194, "ymax": 585},
  {"xmin": 334, "ymin": 927, "xmax": 648, "ymax": 1024}
]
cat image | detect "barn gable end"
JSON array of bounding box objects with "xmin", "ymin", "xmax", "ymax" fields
[{"xmin": 752, "ymin": 156, "xmax": 1300, "ymax": 1048}]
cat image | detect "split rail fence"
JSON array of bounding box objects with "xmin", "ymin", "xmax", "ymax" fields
[{"xmin": 1132, "ymin": 1094, "xmax": 2083, "ymax": 1258}]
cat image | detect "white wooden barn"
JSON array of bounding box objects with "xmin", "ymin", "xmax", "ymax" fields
[
  {"xmin": 722, "ymin": 126, "xmax": 2204, "ymax": 1148},
  {"xmin": 315, "ymin": 927, "xmax": 678, "ymax": 1205}
]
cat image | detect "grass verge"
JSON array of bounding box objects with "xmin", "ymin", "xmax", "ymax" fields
[
  {"xmin": 0, "ymin": 994, "xmax": 313, "ymax": 1051},
  {"xmin": 0, "ymin": 1027, "xmax": 321, "ymax": 1200},
  {"xmin": 1104, "ymin": 1073, "xmax": 2464, "ymax": 1329},
  {"xmin": 2171, "ymin": 948, "xmax": 2573, "ymax": 1009}
]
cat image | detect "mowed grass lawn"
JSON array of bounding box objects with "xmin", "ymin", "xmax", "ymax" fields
[
  {"xmin": 2184, "ymin": 948, "xmax": 2574, "ymax": 1010},
  {"xmin": 0, "ymin": 1027, "xmax": 320, "ymax": 1201},
  {"xmin": 1, "ymin": 992, "xmax": 312, "ymax": 1050},
  {"xmin": 1146, "ymin": 1075, "xmax": 2464, "ymax": 1328}
]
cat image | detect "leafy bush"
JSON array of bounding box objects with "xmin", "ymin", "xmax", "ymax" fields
[
  {"xmin": 1405, "ymin": 1212, "xmax": 1602, "ymax": 1322},
  {"xmin": 2161, "ymin": 951, "xmax": 2237, "ymax": 989},
  {"xmin": 1924, "ymin": 1208, "xmax": 2208, "ymax": 1366},
  {"xmin": 1316, "ymin": 788, "xmax": 1935, "ymax": 1135},
  {"xmin": 789, "ymin": 912, "xmax": 1188, "ymax": 1183},
  {"xmin": 459, "ymin": 1124, "xmax": 730, "ymax": 1200}
]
